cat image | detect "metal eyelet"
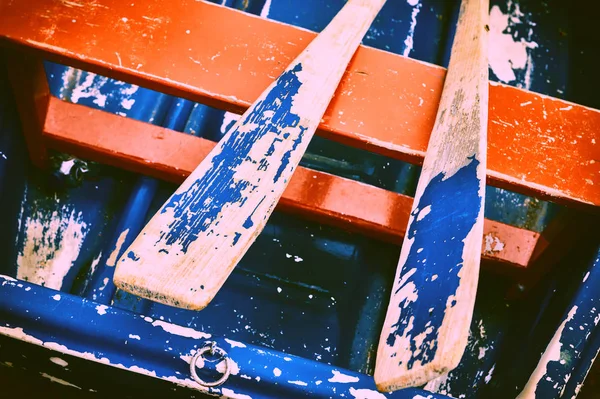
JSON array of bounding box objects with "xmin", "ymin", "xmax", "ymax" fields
[{"xmin": 190, "ymin": 341, "xmax": 232, "ymax": 387}]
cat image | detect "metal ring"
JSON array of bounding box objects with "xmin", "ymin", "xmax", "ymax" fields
[{"xmin": 190, "ymin": 342, "xmax": 232, "ymax": 387}]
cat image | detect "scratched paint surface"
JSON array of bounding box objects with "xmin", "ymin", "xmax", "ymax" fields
[
  {"xmin": 385, "ymin": 157, "xmax": 481, "ymax": 368},
  {"xmin": 0, "ymin": 276, "xmax": 449, "ymax": 399},
  {"xmin": 154, "ymin": 64, "xmax": 306, "ymax": 254}
]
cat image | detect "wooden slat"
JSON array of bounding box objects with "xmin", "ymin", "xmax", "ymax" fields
[
  {"xmin": 0, "ymin": 0, "xmax": 597, "ymax": 210},
  {"xmin": 43, "ymin": 97, "xmax": 540, "ymax": 272}
]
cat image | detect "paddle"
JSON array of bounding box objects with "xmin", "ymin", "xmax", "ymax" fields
[
  {"xmin": 375, "ymin": 0, "xmax": 489, "ymax": 391},
  {"xmin": 113, "ymin": 0, "xmax": 387, "ymax": 310}
]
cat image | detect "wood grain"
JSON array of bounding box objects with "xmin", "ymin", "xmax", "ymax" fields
[
  {"xmin": 375, "ymin": 0, "xmax": 489, "ymax": 390},
  {"xmin": 112, "ymin": 0, "xmax": 387, "ymax": 310}
]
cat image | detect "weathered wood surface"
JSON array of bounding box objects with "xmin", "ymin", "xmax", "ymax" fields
[
  {"xmin": 0, "ymin": 0, "xmax": 598, "ymax": 210},
  {"xmin": 112, "ymin": 0, "xmax": 388, "ymax": 310},
  {"xmin": 375, "ymin": 0, "xmax": 489, "ymax": 390}
]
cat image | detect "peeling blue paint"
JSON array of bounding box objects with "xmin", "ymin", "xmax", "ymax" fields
[
  {"xmin": 157, "ymin": 64, "xmax": 307, "ymax": 254},
  {"xmin": 386, "ymin": 156, "xmax": 481, "ymax": 369}
]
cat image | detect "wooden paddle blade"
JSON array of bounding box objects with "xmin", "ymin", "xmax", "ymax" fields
[
  {"xmin": 375, "ymin": 0, "xmax": 489, "ymax": 391},
  {"xmin": 113, "ymin": 0, "xmax": 387, "ymax": 310}
]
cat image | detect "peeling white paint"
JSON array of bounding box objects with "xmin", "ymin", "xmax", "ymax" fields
[
  {"xmin": 17, "ymin": 202, "xmax": 89, "ymax": 290},
  {"xmin": 225, "ymin": 338, "xmax": 246, "ymax": 348},
  {"xmin": 328, "ymin": 370, "xmax": 359, "ymax": 383},
  {"xmin": 106, "ymin": 229, "xmax": 129, "ymax": 267},
  {"xmin": 40, "ymin": 372, "xmax": 81, "ymax": 389},
  {"xmin": 488, "ymin": 4, "xmax": 538, "ymax": 89},
  {"xmin": 484, "ymin": 234, "xmax": 505, "ymax": 252},
  {"xmin": 348, "ymin": 387, "xmax": 387, "ymax": 399},
  {"xmin": 403, "ymin": 0, "xmax": 421, "ymax": 58},
  {"xmin": 52, "ymin": 294, "xmax": 61, "ymax": 301},
  {"xmin": 149, "ymin": 319, "xmax": 211, "ymax": 340},
  {"xmin": 96, "ymin": 305, "xmax": 108, "ymax": 316},
  {"xmin": 128, "ymin": 334, "xmax": 141, "ymax": 340},
  {"xmin": 221, "ymin": 388, "xmax": 253, "ymax": 399},
  {"xmin": 273, "ymin": 367, "xmax": 282, "ymax": 377},
  {"xmin": 70, "ymin": 73, "xmax": 109, "ymax": 107}
]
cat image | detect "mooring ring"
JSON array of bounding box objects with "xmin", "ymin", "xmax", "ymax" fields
[{"xmin": 190, "ymin": 341, "xmax": 232, "ymax": 387}]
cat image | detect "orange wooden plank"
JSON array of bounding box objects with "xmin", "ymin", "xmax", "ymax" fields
[
  {"xmin": 0, "ymin": 0, "xmax": 597, "ymax": 210},
  {"xmin": 42, "ymin": 97, "xmax": 539, "ymax": 272}
]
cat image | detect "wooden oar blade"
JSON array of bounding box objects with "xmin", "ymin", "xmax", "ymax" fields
[
  {"xmin": 113, "ymin": 0, "xmax": 387, "ymax": 310},
  {"xmin": 375, "ymin": 0, "xmax": 489, "ymax": 391}
]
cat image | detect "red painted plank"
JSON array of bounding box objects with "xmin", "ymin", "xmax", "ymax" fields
[
  {"xmin": 0, "ymin": 0, "xmax": 598, "ymax": 210},
  {"xmin": 43, "ymin": 97, "xmax": 540, "ymax": 272}
]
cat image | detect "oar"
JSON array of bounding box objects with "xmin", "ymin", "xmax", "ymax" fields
[
  {"xmin": 113, "ymin": 0, "xmax": 388, "ymax": 310},
  {"xmin": 375, "ymin": 0, "xmax": 489, "ymax": 391},
  {"xmin": 517, "ymin": 243, "xmax": 600, "ymax": 399}
]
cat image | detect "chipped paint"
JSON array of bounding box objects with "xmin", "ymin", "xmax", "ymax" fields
[
  {"xmin": 488, "ymin": 3, "xmax": 538, "ymax": 89},
  {"xmin": 96, "ymin": 305, "xmax": 108, "ymax": 315},
  {"xmin": 52, "ymin": 294, "xmax": 61, "ymax": 301},
  {"xmin": 128, "ymin": 334, "xmax": 141, "ymax": 340},
  {"xmin": 70, "ymin": 72, "xmax": 109, "ymax": 107},
  {"xmin": 273, "ymin": 367, "xmax": 282, "ymax": 377},
  {"xmin": 385, "ymin": 158, "xmax": 482, "ymax": 369},
  {"xmin": 148, "ymin": 319, "xmax": 211, "ymax": 340},
  {"xmin": 225, "ymin": 338, "xmax": 247, "ymax": 348},
  {"xmin": 329, "ymin": 370, "xmax": 360, "ymax": 383},
  {"xmin": 484, "ymin": 234, "xmax": 505, "ymax": 253},
  {"xmin": 348, "ymin": 387, "xmax": 387, "ymax": 399},
  {"xmin": 17, "ymin": 201, "xmax": 89, "ymax": 290},
  {"xmin": 106, "ymin": 229, "xmax": 129, "ymax": 267},
  {"xmin": 403, "ymin": 0, "xmax": 421, "ymax": 58}
]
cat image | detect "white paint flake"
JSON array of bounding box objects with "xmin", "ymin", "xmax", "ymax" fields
[
  {"xmin": 70, "ymin": 72, "xmax": 109, "ymax": 107},
  {"xmin": 225, "ymin": 338, "xmax": 247, "ymax": 348},
  {"xmin": 484, "ymin": 234, "xmax": 505, "ymax": 252},
  {"xmin": 52, "ymin": 294, "xmax": 61, "ymax": 301},
  {"xmin": 273, "ymin": 367, "xmax": 282, "ymax": 377},
  {"xmin": 106, "ymin": 229, "xmax": 129, "ymax": 267},
  {"xmin": 17, "ymin": 201, "xmax": 89, "ymax": 290},
  {"xmin": 348, "ymin": 387, "xmax": 387, "ymax": 399},
  {"xmin": 49, "ymin": 357, "xmax": 69, "ymax": 367},
  {"xmin": 121, "ymin": 98, "xmax": 135, "ymax": 110},
  {"xmin": 328, "ymin": 370, "xmax": 359, "ymax": 383},
  {"xmin": 149, "ymin": 320, "xmax": 211, "ymax": 340},
  {"xmin": 96, "ymin": 305, "xmax": 108, "ymax": 315},
  {"xmin": 488, "ymin": 3, "xmax": 538, "ymax": 89},
  {"xmin": 221, "ymin": 388, "xmax": 253, "ymax": 399},
  {"xmin": 128, "ymin": 334, "xmax": 141, "ymax": 340},
  {"xmin": 403, "ymin": 0, "xmax": 422, "ymax": 57},
  {"xmin": 40, "ymin": 373, "xmax": 81, "ymax": 389}
]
